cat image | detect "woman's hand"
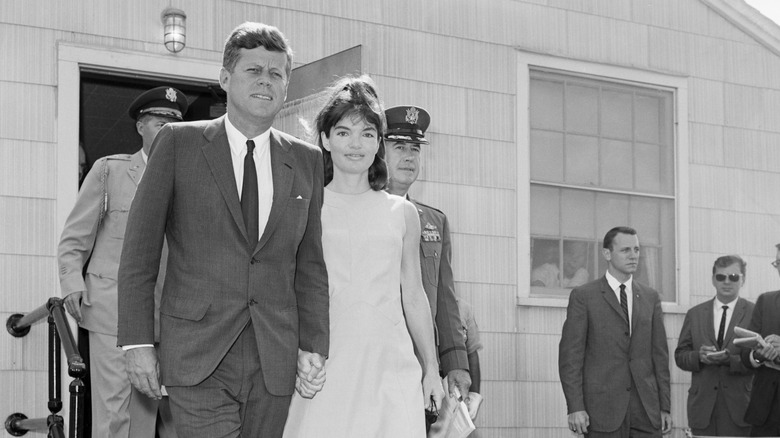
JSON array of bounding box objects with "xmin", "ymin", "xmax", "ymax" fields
[{"xmin": 422, "ymin": 369, "xmax": 445, "ymax": 410}]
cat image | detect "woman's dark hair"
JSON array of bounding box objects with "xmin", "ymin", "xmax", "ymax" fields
[{"xmin": 313, "ymin": 75, "xmax": 388, "ymax": 191}]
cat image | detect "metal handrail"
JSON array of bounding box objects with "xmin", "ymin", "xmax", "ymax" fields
[{"xmin": 5, "ymin": 297, "xmax": 86, "ymax": 438}]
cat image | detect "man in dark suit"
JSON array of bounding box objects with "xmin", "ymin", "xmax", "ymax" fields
[
  {"xmin": 739, "ymin": 243, "xmax": 780, "ymax": 437},
  {"xmin": 559, "ymin": 226, "xmax": 672, "ymax": 437},
  {"xmin": 117, "ymin": 22, "xmax": 329, "ymax": 438},
  {"xmin": 382, "ymin": 106, "xmax": 472, "ymax": 402},
  {"xmin": 675, "ymin": 254, "xmax": 754, "ymax": 436}
]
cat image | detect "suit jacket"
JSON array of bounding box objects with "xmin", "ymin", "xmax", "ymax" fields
[
  {"xmin": 117, "ymin": 116, "xmax": 329, "ymax": 396},
  {"xmin": 558, "ymin": 276, "xmax": 671, "ymax": 433},
  {"xmin": 740, "ymin": 290, "xmax": 780, "ymax": 426},
  {"xmin": 674, "ymin": 297, "xmax": 754, "ymax": 429},
  {"xmin": 411, "ymin": 199, "xmax": 469, "ymax": 374},
  {"xmin": 59, "ymin": 151, "xmax": 166, "ymax": 338}
]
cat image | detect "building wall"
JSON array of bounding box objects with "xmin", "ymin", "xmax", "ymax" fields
[{"xmin": 2, "ymin": 1, "xmax": 780, "ymax": 437}]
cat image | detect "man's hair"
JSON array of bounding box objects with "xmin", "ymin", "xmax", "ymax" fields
[
  {"xmin": 712, "ymin": 254, "xmax": 747, "ymax": 276},
  {"xmin": 775, "ymin": 243, "xmax": 780, "ymax": 250},
  {"xmin": 222, "ymin": 22, "xmax": 293, "ymax": 77},
  {"xmin": 602, "ymin": 226, "xmax": 637, "ymax": 250},
  {"xmin": 313, "ymin": 75, "xmax": 388, "ymax": 191}
]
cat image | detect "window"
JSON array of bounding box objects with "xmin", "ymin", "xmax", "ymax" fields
[{"xmin": 517, "ymin": 53, "xmax": 689, "ymax": 305}]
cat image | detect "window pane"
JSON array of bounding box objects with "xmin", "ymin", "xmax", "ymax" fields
[
  {"xmin": 600, "ymin": 139, "xmax": 633, "ymax": 190},
  {"xmin": 635, "ymin": 142, "xmax": 661, "ymax": 193},
  {"xmin": 561, "ymin": 189, "xmax": 594, "ymax": 239},
  {"xmin": 530, "ymin": 130, "xmax": 564, "ymax": 181},
  {"xmin": 530, "ymin": 185, "xmax": 560, "ymax": 236},
  {"xmin": 565, "ymin": 134, "xmax": 599, "ymax": 185},
  {"xmin": 531, "ymin": 238, "xmax": 560, "ymax": 288},
  {"xmin": 562, "ymin": 240, "xmax": 595, "ymax": 288},
  {"xmin": 566, "ymin": 84, "xmax": 599, "ymax": 135},
  {"xmin": 595, "ymin": 193, "xmax": 629, "ymax": 233},
  {"xmin": 530, "ymin": 79, "xmax": 563, "ymax": 130},
  {"xmin": 601, "ymin": 89, "xmax": 633, "ymax": 140},
  {"xmin": 635, "ymin": 93, "xmax": 661, "ymax": 144}
]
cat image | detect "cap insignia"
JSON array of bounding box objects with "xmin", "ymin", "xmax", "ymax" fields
[
  {"xmin": 165, "ymin": 88, "xmax": 178, "ymax": 102},
  {"xmin": 405, "ymin": 107, "xmax": 419, "ymax": 125}
]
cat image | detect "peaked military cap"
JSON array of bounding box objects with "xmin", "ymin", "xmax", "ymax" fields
[
  {"xmin": 128, "ymin": 86, "xmax": 189, "ymax": 121},
  {"xmin": 384, "ymin": 105, "xmax": 430, "ymax": 145}
]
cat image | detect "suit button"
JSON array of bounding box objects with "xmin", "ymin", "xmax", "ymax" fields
[
  {"xmin": 248, "ymin": 299, "xmax": 257, "ymax": 306},
  {"xmin": 250, "ymin": 258, "xmax": 257, "ymax": 264},
  {"xmin": 626, "ymin": 387, "xmax": 631, "ymax": 391}
]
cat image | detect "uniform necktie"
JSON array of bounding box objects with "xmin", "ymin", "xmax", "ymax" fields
[
  {"xmin": 717, "ymin": 305, "xmax": 728, "ymax": 349},
  {"xmin": 241, "ymin": 140, "xmax": 259, "ymax": 246},
  {"xmin": 619, "ymin": 284, "xmax": 629, "ymax": 324}
]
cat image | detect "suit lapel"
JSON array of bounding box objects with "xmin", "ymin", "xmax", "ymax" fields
[
  {"xmin": 200, "ymin": 116, "xmax": 248, "ymax": 242},
  {"xmin": 127, "ymin": 151, "xmax": 145, "ymax": 186},
  {"xmin": 254, "ymin": 128, "xmax": 294, "ymax": 255},
  {"xmin": 724, "ymin": 298, "xmax": 747, "ymax": 348},
  {"xmin": 601, "ymin": 277, "xmax": 628, "ymax": 325}
]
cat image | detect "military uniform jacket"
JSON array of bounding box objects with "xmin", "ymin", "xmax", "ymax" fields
[
  {"xmin": 58, "ymin": 151, "xmax": 165, "ymax": 337},
  {"xmin": 411, "ymin": 199, "xmax": 469, "ymax": 374}
]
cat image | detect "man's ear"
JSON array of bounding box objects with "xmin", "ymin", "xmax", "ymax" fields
[
  {"xmin": 136, "ymin": 120, "xmax": 144, "ymax": 136},
  {"xmin": 219, "ymin": 67, "xmax": 230, "ymax": 92},
  {"xmin": 601, "ymin": 247, "xmax": 611, "ymax": 262}
]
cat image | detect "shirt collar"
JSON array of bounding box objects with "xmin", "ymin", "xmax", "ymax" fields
[
  {"xmin": 225, "ymin": 116, "xmax": 271, "ymax": 155},
  {"xmin": 141, "ymin": 150, "xmax": 148, "ymax": 164},
  {"xmin": 606, "ymin": 270, "xmax": 633, "ymax": 291},
  {"xmin": 714, "ymin": 297, "xmax": 735, "ymax": 310}
]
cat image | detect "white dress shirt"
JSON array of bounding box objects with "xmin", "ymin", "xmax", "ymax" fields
[
  {"xmin": 713, "ymin": 297, "xmax": 735, "ymax": 343},
  {"xmin": 606, "ymin": 271, "xmax": 633, "ymax": 333},
  {"xmin": 225, "ymin": 116, "xmax": 274, "ymax": 239}
]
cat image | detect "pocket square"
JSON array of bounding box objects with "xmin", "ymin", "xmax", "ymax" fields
[{"xmin": 296, "ymin": 195, "xmax": 303, "ymax": 199}]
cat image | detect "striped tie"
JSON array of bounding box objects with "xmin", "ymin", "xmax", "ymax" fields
[{"xmin": 619, "ymin": 284, "xmax": 629, "ymax": 324}]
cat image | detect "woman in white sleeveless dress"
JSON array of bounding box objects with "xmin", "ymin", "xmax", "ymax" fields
[{"xmin": 283, "ymin": 76, "xmax": 444, "ymax": 437}]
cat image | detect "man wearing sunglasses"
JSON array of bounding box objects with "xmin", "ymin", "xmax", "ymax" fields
[
  {"xmin": 739, "ymin": 244, "xmax": 780, "ymax": 436},
  {"xmin": 674, "ymin": 255, "xmax": 755, "ymax": 436}
]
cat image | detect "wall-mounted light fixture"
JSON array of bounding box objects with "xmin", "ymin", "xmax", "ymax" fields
[{"xmin": 161, "ymin": 7, "xmax": 186, "ymax": 53}]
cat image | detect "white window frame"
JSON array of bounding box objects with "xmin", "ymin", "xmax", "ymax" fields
[{"xmin": 516, "ymin": 51, "xmax": 690, "ymax": 313}]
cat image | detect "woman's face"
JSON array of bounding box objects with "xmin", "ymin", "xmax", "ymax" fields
[{"xmin": 322, "ymin": 114, "xmax": 380, "ymax": 178}]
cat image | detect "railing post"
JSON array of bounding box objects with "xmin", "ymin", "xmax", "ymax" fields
[
  {"xmin": 68, "ymin": 377, "xmax": 86, "ymax": 438},
  {"xmin": 47, "ymin": 313, "xmax": 63, "ymax": 415}
]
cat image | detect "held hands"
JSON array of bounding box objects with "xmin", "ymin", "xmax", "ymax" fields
[
  {"xmin": 63, "ymin": 291, "xmax": 85, "ymax": 323},
  {"xmin": 446, "ymin": 369, "xmax": 472, "ymax": 400},
  {"xmin": 295, "ymin": 350, "xmax": 326, "ymax": 399},
  {"xmin": 125, "ymin": 347, "xmax": 162, "ymax": 400},
  {"xmin": 661, "ymin": 410, "xmax": 673, "ymax": 434},
  {"xmin": 422, "ymin": 369, "xmax": 445, "ymax": 411},
  {"xmin": 568, "ymin": 410, "xmax": 589, "ymax": 435}
]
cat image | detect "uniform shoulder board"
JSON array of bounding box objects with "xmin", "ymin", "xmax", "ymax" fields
[
  {"xmin": 414, "ymin": 200, "xmax": 445, "ymax": 216},
  {"xmin": 104, "ymin": 153, "xmax": 132, "ymax": 161}
]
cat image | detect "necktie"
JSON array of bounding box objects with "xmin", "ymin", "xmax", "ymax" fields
[
  {"xmin": 619, "ymin": 284, "xmax": 629, "ymax": 324},
  {"xmin": 241, "ymin": 140, "xmax": 259, "ymax": 247},
  {"xmin": 717, "ymin": 305, "xmax": 728, "ymax": 349}
]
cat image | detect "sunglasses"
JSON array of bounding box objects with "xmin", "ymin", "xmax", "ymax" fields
[
  {"xmin": 714, "ymin": 273, "xmax": 742, "ymax": 282},
  {"xmin": 772, "ymin": 260, "xmax": 780, "ymax": 268}
]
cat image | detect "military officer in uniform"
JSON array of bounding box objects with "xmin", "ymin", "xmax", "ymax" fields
[
  {"xmin": 383, "ymin": 105, "xmax": 473, "ymax": 407},
  {"xmin": 58, "ymin": 86, "xmax": 188, "ymax": 438}
]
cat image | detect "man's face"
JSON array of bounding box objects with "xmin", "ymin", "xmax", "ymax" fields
[
  {"xmin": 385, "ymin": 140, "xmax": 421, "ymax": 193},
  {"xmin": 712, "ymin": 262, "xmax": 744, "ymax": 303},
  {"xmin": 220, "ymin": 46, "xmax": 289, "ymax": 131},
  {"xmin": 603, "ymin": 233, "xmax": 640, "ymax": 278},
  {"xmin": 137, "ymin": 115, "xmax": 177, "ymax": 154},
  {"xmin": 774, "ymin": 249, "xmax": 780, "ymax": 277}
]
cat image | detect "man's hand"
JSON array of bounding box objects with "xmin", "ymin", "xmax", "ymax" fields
[
  {"xmin": 661, "ymin": 410, "xmax": 673, "ymax": 434},
  {"xmin": 63, "ymin": 291, "xmax": 84, "ymax": 323},
  {"xmin": 446, "ymin": 369, "xmax": 472, "ymax": 399},
  {"xmin": 568, "ymin": 410, "xmax": 589, "ymax": 435},
  {"xmin": 295, "ymin": 350, "xmax": 325, "ymax": 398},
  {"xmin": 125, "ymin": 347, "xmax": 162, "ymax": 400},
  {"xmin": 756, "ymin": 341, "xmax": 780, "ymax": 362},
  {"xmin": 698, "ymin": 345, "xmax": 718, "ymax": 364}
]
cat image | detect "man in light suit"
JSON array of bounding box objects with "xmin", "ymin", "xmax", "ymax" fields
[
  {"xmin": 58, "ymin": 86, "xmax": 188, "ymax": 437},
  {"xmin": 739, "ymin": 243, "xmax": 780, "ymax": 437},
  {"xmin": 559, "ymin": 226, "xmax": 672, "ymax": 437},
  {"xmin": 382, "ymin": 106, "xmax": 472, "ymax": 403},
  {"xmin": 117, "ymin": 22, "xmax": 329, "ymax": 438},
  {"xmin": 675, "ymin": 254, "xmax": 754, "ymax": 436}
]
